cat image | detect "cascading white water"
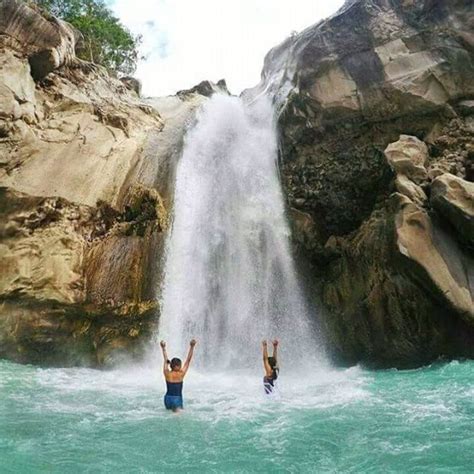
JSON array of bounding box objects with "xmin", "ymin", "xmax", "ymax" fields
[{"xmin": 159, "ymin": 93, "xmax": 322, "ymax": 371}]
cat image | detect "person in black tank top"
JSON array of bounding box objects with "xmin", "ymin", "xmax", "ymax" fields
[
  {"xmin": 262, "ymin": 339, "xmax": 279, "ymax": 395},
  {"xmin": 160, "ymin": 339, "xmax": 196, "ymax": 412}
]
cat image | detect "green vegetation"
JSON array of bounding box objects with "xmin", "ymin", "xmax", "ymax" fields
[{"xmin": 33, "ymin": 0, "xmax": 141, "ymax": 75}]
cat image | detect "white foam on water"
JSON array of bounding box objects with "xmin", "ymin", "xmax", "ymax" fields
[{"xmin": 28, "ymin": 363, "xmax": 371, "ymax": 424}]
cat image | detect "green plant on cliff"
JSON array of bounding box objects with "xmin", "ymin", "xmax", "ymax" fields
[{"xmin": 33, "ymin": 0, "xmax": 141, "ymax": 75}]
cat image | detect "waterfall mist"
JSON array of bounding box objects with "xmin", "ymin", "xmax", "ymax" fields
[{"xmin": 159, "ymin": 94, "xmax": 323, "ymax": 372}]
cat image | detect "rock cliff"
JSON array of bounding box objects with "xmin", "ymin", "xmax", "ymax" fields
[
  {"xmin": 253, "ymin": 0, "xmax": 474, "ymax": 367},
  {"xmin": 0, "ymin": 0, "xmax": 217, "ymax": 366},
  {"xmin": 1, "ymin": 0, "xmax": 473, "ymax": 369}
]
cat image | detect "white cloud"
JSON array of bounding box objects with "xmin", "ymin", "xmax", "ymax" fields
[{"xmin": 111, "ymin": 0, "xmax": 345, "ymax": 97}]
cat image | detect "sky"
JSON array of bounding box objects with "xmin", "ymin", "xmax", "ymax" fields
[{"xmin": 110, "ymin": 0, "xmax": 345, "ymax": 97}]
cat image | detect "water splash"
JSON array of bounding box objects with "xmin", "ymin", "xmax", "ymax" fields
[
  {"xmin": 159, "ymin": 94, "xmax": 322, "ymax": 371},
  {"xmin": 3, "ymin": 359, "xmax": 472, "ymax": 472}
]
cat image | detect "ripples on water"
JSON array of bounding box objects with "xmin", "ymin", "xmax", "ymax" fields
[{"xmin": 1, "ymin": 360, "xmax": 473, "ymax": 473}]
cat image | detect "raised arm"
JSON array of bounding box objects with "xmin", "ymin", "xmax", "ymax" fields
[
  {"xmin": 182, "ymin": 339, "xmax": 197, "ymax": 374},
  {"xmin": 262, "ymin": 340, "xmax": 272, "ymax": 376},
  {"xmin": 272, "ymin": 339, "xmax": 279, "ymax": 365},
  {"xmin": 160, "ymin": 340, "xmax": 169, "ymax": 376}
]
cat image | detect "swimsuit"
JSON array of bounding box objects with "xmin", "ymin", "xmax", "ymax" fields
[
  {"xmin": 164, "ymin": 381, "xmax": 183, "ymax": 410},
  {"xmin": 263, "ymin": 376, "xmax": 276, "ymax": 395}
]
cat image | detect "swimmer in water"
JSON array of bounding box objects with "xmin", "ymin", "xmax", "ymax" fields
[
  {"xmin": 160, "ymin": 339, "xmax": 196, "ymax": 412},
  {"xmin": 262, "ymin": 339, "xmax": 279, "ymax": 395}
]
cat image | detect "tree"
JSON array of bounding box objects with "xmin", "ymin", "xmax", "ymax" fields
[{"xmin": 33, "ymin": 0, "xmax": 141, "ymax": 75}]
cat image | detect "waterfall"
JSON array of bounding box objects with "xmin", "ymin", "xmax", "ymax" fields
[{"xmin": 159, "ymin": 93, "xmax": 321, "ymax": 371}]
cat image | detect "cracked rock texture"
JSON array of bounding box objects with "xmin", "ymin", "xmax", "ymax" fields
[
  {"xmin": 0, "ymin": 0, "xmax": 209, "ymax": 366},
  {"xmin": 253, "ymin": 0, "xmax": 474, "ymax": 367}
]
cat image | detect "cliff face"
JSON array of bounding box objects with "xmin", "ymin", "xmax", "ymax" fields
[
  {"xmin": 0, "ymin": 0, "xmax": 216, "ymax": 366},
  {"xmin": 1, "ymin": 0, "xmax": 473, "ymax": 369},
  {"xmin": 254, "ymin": 0, "xmax": 474, "ymax": 367}
]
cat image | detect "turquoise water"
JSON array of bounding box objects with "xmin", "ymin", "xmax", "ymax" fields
[{"xmin": 1, "ymin": 359, "xmax": 473, "ymax": 473}]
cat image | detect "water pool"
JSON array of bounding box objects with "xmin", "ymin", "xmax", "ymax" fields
[{"xmin": 1, "ymin": 359, "xmax": 472, "ymax": 473}]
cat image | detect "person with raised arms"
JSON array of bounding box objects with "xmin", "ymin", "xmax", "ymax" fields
[
  {"xmin": 160, "ymin": 339, "xmax": 197, "ymax": 412},
  {"xmin": 262, "ymin": 339, "xmax": 279, "ymax": 395}
]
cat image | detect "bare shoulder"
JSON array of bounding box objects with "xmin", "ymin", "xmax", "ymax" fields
[{"xmin": 167, "ymin": 371, "xmax": 185, "ymax": 382}]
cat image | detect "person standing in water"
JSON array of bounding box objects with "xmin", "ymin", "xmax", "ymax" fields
[
  {"xmin": 160, "ymin": 339, "xmax": 197, "ymax": 412},
  {"xmin": 262, "ymin": 339, "xmax": 279, "ymax": 395}
]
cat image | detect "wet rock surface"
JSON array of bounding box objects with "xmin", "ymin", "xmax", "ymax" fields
[
  {"xmin": 0, "ymin": 0, "xmax": 208, "ymax": 366},
  {"xmin": 256, "ymin": 0, "xmax": 474, "ymax": 366}
]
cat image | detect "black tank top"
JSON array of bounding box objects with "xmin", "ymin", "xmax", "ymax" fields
[{"xmin": 166, "ymin": 381, "xmax": 183, "ymax": 397}]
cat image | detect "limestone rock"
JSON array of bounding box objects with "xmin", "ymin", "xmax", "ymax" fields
[
  {"xmin": 120, "ymin": 77, "xmax": 142, "ymax": 96},
  {"xmin": 252, "ymin": 0, "xmax": 474, "ymax": 124},
  {"xmin": 0, "ymin": 186, "xmax": 165, "ymax": 367},
  {"xmin": 395, "ymin": 194, "xmax": 473, "ymax": 323},
  {"xmin": 321, "ymin": 194, "xmax": 474, "ymax": 367},
  {"xmin": 385, "ymin": 135, "xmax": 429, "ymax": 184},
  {"xmin": 250, "ymin": 0, "xmax": 474, "ymax": 237},
  {"xmin": 0, "ymin": 188, "xmax": 89, "ymax": 304},
  {"xmin": 0, "ymin": 0, "xmax": 166, "ymax": 210},
  {"xmin": 0, "ymin": 0, "xmax": 80, "ymax": 79},
  {"xmin": 177, "ymin": 79, "xmax": 229, "ymax": 99},
  {"xmin": 255, "ymin": 0, "xmax": 474, "ymax": 367},
  {"xmin": 289, "ymin": 208, "xmax": 324, "ymax": 257},
  {"xmin": 309, "ymin": 64, "xmax": 358, "ymax": 112},
  {"xmin": 394, "ymin": 175, "xmax": 427, "ymax": 206},
  {"xmin": 0, "ymin": 2, "xmax": 206, "ymax": 367},
  {"xmin": 431, "ymin": 173, "xmax": 474, "ymax": 248},
  {"xmin": 2, "ymin": 0, "xmax": 473, "ymax": 369}
]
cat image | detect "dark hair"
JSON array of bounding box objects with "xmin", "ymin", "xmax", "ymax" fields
[
  {"xmin": 169, "ymin": 357, "xmax": 182, "ymax": 370},
  {"xmin": 267, "ymin": 356, "xmax": 278, "ymax": 380}
]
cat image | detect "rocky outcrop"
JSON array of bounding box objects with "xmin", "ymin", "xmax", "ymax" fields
[
  {"xmin": 321, "ymin": 191, "xmax": 474, "ymax": 368},
  {"xmin": 0, "ymin": 187, "xmax": 163, "ymax": 366},
  {"xmin": 385, "ymin": 135, "xmax": 429, "ymax": 183},
  {"xmin": 120, "ymin": 77, "xmax": 142, "ymax": 96},
  {"xmin": 255, "ymin": 0, "xmax": 474, "ymax": 367},
  {"xmin": 311, "ymin": 131, "xmax": 474, "ymax": 368},
  {"xmin": 0, "ymin": 0, "xmax": 81, "ymax": 80},
  {"xmin": 0, "ymin": 0, "xmax": 211, "ymax": 366},
  {"xmin": 177, "ymin": 79, "xmax": 229, "ymax": 99},
  {"xmin": 431, "ymin": 173, "xmax": 474, "ymax": 249}
]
